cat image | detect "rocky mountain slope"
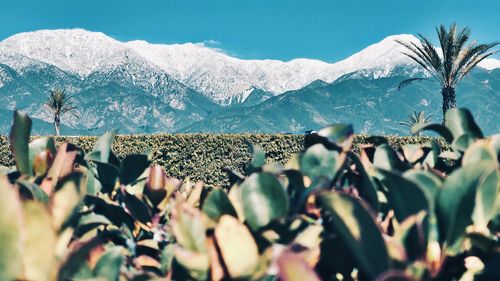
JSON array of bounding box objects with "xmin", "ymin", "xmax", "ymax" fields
[{"xmin": 0, "ymin": 29, "xmax": 498, "ymax": 135}]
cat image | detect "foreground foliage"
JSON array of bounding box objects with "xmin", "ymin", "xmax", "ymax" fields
[{"xmin": 0, "ymin": 108, "xmax": 498, "ymax": 281}]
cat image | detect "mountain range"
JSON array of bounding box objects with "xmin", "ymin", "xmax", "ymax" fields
[{"xmin": 0, "ymin": 29, "xmax": 498, "ymax": 135}]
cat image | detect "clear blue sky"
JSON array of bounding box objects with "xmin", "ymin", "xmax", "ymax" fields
[{"xmin": 1, "ymin": 0, "xmax": 499, "ymax": 62}]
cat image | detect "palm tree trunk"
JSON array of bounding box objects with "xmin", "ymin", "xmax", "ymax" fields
[
  {"xmin": 441, "ymin": 86, "xmax": 456, "ymax": 124},
  {"xmin": 54, "ymin": 115, "xmax": 60, "ymax": 136}
]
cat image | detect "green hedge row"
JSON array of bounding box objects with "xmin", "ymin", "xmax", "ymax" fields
[{"xmin": 0, "ymin": 134, "xmax": 446, "ymax": 187}]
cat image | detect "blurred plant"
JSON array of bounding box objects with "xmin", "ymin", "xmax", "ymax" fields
[
  {"xmin": 45, "ymin": 89, "xmax": 78, "ymax": 135},
  {"xmin": 400, "ymin": 111, "xmax": 433, "ymax": 136},
  {"xmin": 397, "ymin": 23, "xmax": 498, "ymax": 123},
  {"xmin": 0, "ymin": 108, "xmax": 498, "ymax": 280}
]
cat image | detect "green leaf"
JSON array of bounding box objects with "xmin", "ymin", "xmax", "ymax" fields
[
  {"xmin": 300, "ymin": 144, "xmax": 344, "ymax": 181},
  {"xmin": 421, "ymin": 140, "xmax": 441, "ymax": 168},
  {"xmin": 436, "ymin": 161, "xmax": 497, "ymax": 255},
  {"xmin": 462, "ymin": 141, "xmax": 497, "ymax": 167},
  {"xmin": 119, "ymin": 154, "xmax": 151, "ymax": 186},
  {"xmin": 348, "ymin": 153, "xmax": 379, "ymax": 212},
  {"xmin": 171, "ymin": 200, "xmax": 207, "ymax": 253},
  {"xmin": 88, "ymin": 131, "xmax": 116, "ymax": 162},
  {"xmin": 452, "ymin": 134, "xmax": 476, "ymax": 152},
  {"xmin": 215, "ymin": 215, "xmax": 260, "ymax": 278},
  {"xmin": 403, "ymin": 171, "xmax": 442, "ymax": 210},
  {"xmin": 472, "ymin": 168, "xmax": 499, "ymax": 231},
  {"xmin": 83, "ymin": 196, "xmax": 134, "ymax": 230},
  {"xmin": 52, "ymin": 176, "xmax": 82, "ymax": 230},
  {"xmin": 411, "ymin": 123, "xmax": 453, "ymax": 144},
  {"xmin": 373, "ymin": 144, "xmax": 406, "ymax": 171},
  {"xmin": 445, "ymin": 108, "xmax": 483, "ymax": 140},
  {"xmin": 173, "ymin": 247, "xmax": 209, "ymax": 281},
  {"xmin": 93, "ymin": 247, "xmax": 124, "ymax": 281},
  {"xmin": 22, "ymin": 201, "xmax": 56, "ymax": 281},
  {"xmin": 376, "ymin": 169, "xmax": 430, "ymax": 222},
  {"xmin": 74, "ymin": 214, "xmax": 112, "ymax": 238},
  {"xmin": 0, "ymin": 176, "xmax": 23, "ymax": 280},
  {"xmin": 248, "ymin": 143, "xmax": 266, "ymax": 171},
  {"xmin": 10, "ymin": 110, "xmax": 32, "ymax": 175},
  {"xmin": 57, "ymin": 233, "xmax": 109, "ymax": 280},
  {"xmin": 202, "ymin": 189, "xmax": 238, "ymax": 221},
  {"xmin": 317, "ymin": 192, "xmax": 389, "ymax": 279},
  {"xmin": 317, "ymin": 124, "xmax": 354, "ymax": 150},
  {"xmin": 17, "ymin": 180, "xmax": 49, "ymax": 203},
  {"xmin": 92, "ymin": 161, "xmax": 119, "ymax": 194},
  {"xmin": 123, "ymin": 192, "xmax": 152, "ymax": 225},
  {"xmin": 240, "ymin": 173, "xmax": 289, "ymax": 231}
]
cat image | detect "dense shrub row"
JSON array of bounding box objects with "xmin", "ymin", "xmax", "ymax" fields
[{"xmin": 0, "ymin": 134, "xmax": 447, "ymax": 187}]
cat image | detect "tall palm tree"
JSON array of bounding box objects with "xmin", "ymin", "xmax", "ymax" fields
[
  {"xmin": 45, "ymin": 89, "xmax": 77, "ymax": 135},
  {"xmin": 399, "ymin": 111, "xmax": 433, "ymax": 136},
  {"xmin": 397, "ymin": 23, "xmax": 498, "ymax": 123}
]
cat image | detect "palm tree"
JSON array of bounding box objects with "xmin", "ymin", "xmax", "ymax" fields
[
  {"xmin": 399, "ymin": 111, "xmax": 433, "ymax": 136},
  {"xmin": 45, "ymin": 89, "xmax": 77, "ymax": 135},
  {"xmin": 397, "ymin": 23, "xmax": 498, "ymax": 123}
]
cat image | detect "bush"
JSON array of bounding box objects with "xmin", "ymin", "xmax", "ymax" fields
[
  {"xmin": 0, "ymin": 108, "xmax": 497, "ymax": 280},
  {"xmin": 0, "ymin": 134, "xmax": 447, "ymax": 188}
]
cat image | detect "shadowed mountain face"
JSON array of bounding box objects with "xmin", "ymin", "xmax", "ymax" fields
[
  {"xmin": 180, "ymin": 68, "xmax": 500, "ymax": 135},
  {"xmin": 0, "ymin": 29, "xmax": 498, "ymax": 135}
]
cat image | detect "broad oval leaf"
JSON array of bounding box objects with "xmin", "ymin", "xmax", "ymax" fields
[
  {"xmin": 202, "ymin": 189, "xmax": 238, "ymax": 221},
  {"xmin": 171, "ymin": 199, "xmax": 207, "ymax": 253},
  {"xmin": 300, "ymin": 144, "xmax": 344, "ymax": 181},
  {"xmin": 0, "ymin": 176, "xmax": 23, "ymax": 280},
  {"xmin": 22, "ymin": 201, "xmax": 57, "ymax": 281},
  {"xmin": 317, "ymin": 124, "xmax": 354, "ymax": 150},
  {"xmin": 10, "ymin": 110, "xmax": 32, "ymax": 175},
  {"xmin": 119, "ymin": 154, "xmax": 151, "ymax": 186},
  {"xmin": 123, "ymin": 192, "xmax": 152, "ymax": 225},
  {"xmin": 240, "ymin": 173, "xmax": 289, "ymax": 231},
  {"xmin": 436, "ymin": 161, "xmax": 497, "ymax": 255},
  {"xmin": 348, "ymin": 153, "xmax": 379, "ymax": 212},
  {"xmin": 445, "ymin": 108, "xmax": 483, "ymax": 140},
  {"xmin": 411, "ymin": 123, "xmax": 453, "ymax": 144},
  {"xmin": 373, "ymin": 144, "xmax": 406, "ymax": 171},
  {"xmin": 316, "ymin": 192, "xmax": 389, "ymax": 279},
  {"xmin": 376, "ymin": 169, "xmax": 430, "ymax": 222},
  {"xmin": 462, "ymin": 140, "xmax": 497, "ymax": 167},
  {"xmin": 215, "ymin": 215, "xmax": 260, "ymax": 278},
  {"xmin": 93, "ymin": 247, "xmax": 124, "ymax": 281}
]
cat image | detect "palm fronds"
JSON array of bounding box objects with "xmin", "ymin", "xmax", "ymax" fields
[
  {"xmin": 45, "ymin": 89, "xmax": 78, "ymax": 117},
  {"xmin": 397, "ymin": 77, "xmax": 430, "ymax": 90},
  {"xmin": 399, "ymin": 111, "xmax": 433, "ymax": 129},
  {"xmin": 396, "ymin": 23, "xmax": 499, "ymax": 89}
]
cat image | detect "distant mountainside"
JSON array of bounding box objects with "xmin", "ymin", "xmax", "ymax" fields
[
  {"xmin": 181, "ymin": 67, "xmax": 500, "ymax": 135},
  {"xmin": 0, "ymin": 29, "xmax": 498, "ymax": 135}
]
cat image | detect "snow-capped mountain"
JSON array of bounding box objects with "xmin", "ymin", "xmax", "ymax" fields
[{"xmin": 0, "ymin": 29, "xmax": 498, "ymax": 134}]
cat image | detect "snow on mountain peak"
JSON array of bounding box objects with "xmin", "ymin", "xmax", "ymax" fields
[
  {"xmin": 0, "ymin": 29, "xmax": 130, "ymax": 76},
  {"xmin": 0, "ymin": 29, "xmax": 498, "ymax": 104}
]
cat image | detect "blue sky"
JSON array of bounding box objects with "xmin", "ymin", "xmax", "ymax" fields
[{"xmin": 1, "ymin": 0, "xmax": 499, "ymax": 62}]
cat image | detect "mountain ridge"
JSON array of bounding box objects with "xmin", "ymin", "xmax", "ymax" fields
[
  {"xmin": 2, "ymin": 29, "xmax": 499, "ymax": 104},
  {"xmin": 0, "ymin": 29, "xmax": 498, "ymax": 135}
]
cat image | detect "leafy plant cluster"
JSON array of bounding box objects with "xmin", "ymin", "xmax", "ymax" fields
[
  {"xmin": 0, "ymin": 108, "xmax": 498, "ymax": 281},
  {"xmin": 0, "ymin": 133, "xmax": 447, "ymax": 188}
]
